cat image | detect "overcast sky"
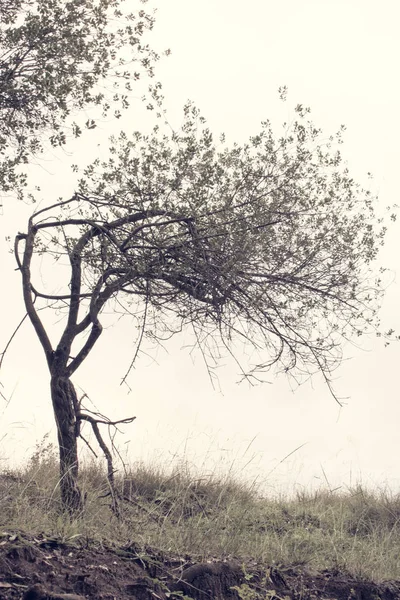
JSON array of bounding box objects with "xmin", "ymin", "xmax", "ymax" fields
[{"xmin": 1, "ymin": 0, "xmax": 400, "ymax": 495}]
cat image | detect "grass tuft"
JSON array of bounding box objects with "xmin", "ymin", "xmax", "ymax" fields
[{"xmin": 1, "ymin": 441, "xmax": 399, "ymax": 582}]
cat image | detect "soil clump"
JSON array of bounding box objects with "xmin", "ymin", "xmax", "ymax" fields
[{"xmin": 0, "ymin": 530, "xmax": 399, "ymax": 600}]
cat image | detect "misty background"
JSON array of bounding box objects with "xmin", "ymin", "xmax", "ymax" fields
[{"xmin": 0, "ymin": 0, "xmax": 399, "ymax": 495}]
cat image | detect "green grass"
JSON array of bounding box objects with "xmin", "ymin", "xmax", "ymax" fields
[{"xmin": 1, "ymin": 439, "xmax": 400, "ymax": 582}]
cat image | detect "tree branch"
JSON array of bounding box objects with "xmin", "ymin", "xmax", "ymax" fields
[
  {"xmin": 77, "ymin": 411, "xmax": 136, "ymax": 517},
  {"xmin": 15, "ymin": 231, "xmax": 54, "ymax": 367},
  {"xmin": 0, "ymin": 311, "xmax": 28, "ymax": 371}
]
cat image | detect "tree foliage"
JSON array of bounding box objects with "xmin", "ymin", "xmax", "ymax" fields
[
  {"xmin": 19, "ymin": 101, "xmax": 388, "ymax": 392},
  {"xmin": 0, "ymin": 0, "xmax": 161, "ymax": 205}
]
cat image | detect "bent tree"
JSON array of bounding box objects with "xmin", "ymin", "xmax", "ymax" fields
[{"xmin": 15, "ymin": 102, "xmax": 389, "ymax": 513}]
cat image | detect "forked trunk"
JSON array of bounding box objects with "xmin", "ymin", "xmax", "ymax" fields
[{"xmin": 50, "ymin": 375, "xmax": 83, "ymax": 514}]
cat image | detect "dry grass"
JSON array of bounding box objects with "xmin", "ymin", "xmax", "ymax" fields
[{"xmin": 1, "ymin": 439, "xmax": 400, "ymax": 582}]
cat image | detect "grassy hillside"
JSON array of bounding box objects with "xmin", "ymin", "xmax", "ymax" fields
[{"xmin": 1, "ymin": 440, "xmax": 399, "ymax": 583}]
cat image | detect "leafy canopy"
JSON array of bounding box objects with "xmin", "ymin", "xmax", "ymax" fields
[
  {"xmin": 17, "ymin": 101, "xmax": 391, "ymax": 399},
  {"xmin": 0, "ymin": 0, "xmax": 162, "ymax": 205}
]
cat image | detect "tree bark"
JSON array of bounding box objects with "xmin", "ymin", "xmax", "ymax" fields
[{"xmin": 50, "ymin": 374, "xmax": 83, "ymax": 514}]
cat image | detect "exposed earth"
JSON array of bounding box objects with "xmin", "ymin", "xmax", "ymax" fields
[{"xmin": 0, "ymin": 531, "xmax": 399, "ymax": 600}]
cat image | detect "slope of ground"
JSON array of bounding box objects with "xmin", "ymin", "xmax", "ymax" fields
[
  {"xmin": 1, "ymin": 443, "xmax": 400, "ymax": 599},
  {"xmin": 0, "ymin": 530, "xmax": 400, "ymax": 600}
]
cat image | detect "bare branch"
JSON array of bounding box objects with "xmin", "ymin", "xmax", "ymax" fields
[
  {"xmin": 15, "ymin": 231, "xmax": 54, "ymax": 367},
  {"xmin": 0, "ymin": 311, "xmax": 28, "ymax": 371},
  {"xmin": 120, "ymin": 284, "xmax": 149, "ymax": 386},
  {"xmin": 78, "ymin": 411, "xmax": 136, "ymax": 516}
]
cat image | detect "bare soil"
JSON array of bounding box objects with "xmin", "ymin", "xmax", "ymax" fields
[{"xmin": 0, "ymin": 530, "xmax": 399, "ymax": 600}]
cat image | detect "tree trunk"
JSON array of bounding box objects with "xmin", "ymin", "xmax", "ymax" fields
[{"xmin": 50, "ymin": 375, "xmax": 83, "ymax": 514}]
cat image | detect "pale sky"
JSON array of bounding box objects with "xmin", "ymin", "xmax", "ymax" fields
[{"xmin": 1, "ymin": 0, "xmax": 400, "ymax": 495}]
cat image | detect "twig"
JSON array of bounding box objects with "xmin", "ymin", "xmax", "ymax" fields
[
  {"xmin": 77, "ymin": 410, "xmax": 136, "ymax": 517},
  {"xmin": 0, "ymin": 312, "xmax": 28, "ymax": 371}
]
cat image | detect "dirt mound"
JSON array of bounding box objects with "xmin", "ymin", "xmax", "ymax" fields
[{"xmin": 0, "ymin": 530, "xmax": 399, "ymax": 600}]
